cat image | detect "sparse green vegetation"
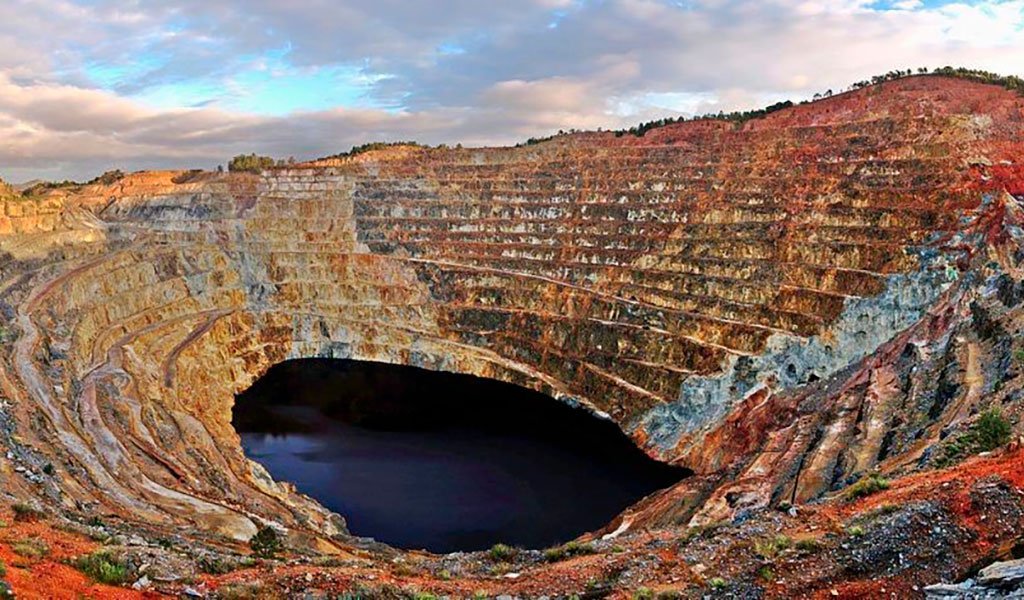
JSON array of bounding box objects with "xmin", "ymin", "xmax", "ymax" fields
[
  {"xmin": 198, "ymin": 554, "xmax": 239, "ymax": 575},
  {"xmin": 847, "ymin": 525, "xmax": 866, "ymax": 537},
  {"xmin": 633, "ymin": 587, "xmax": 654, "ymax": 600},
  {"xmin": 21, "ymin": 180, "xmax": 82, "ymax": 196},
  {"xmin": 488, "ymin": 542, "xmax": 517, "ymax": 562},
  {"xmin": 248, "ymin": 525, "xmax": 283, "ymax": 559},
  {"xmin": 74, "ymin": 551, "xmax": 129, "ymax": 585},
  {"xmin": 753, "ymin": 535, "xmax": 791, "ymax": 560},
  {"xmin": 598, "ymin": 67, "xmax": 1024, "ymax": 143},
  {"xmin": 681, "ymin": 521, "xmax": 728, "ymax": 544},
  {"xmin": 87, "ymin": 170, "xmax": 126, "ymax": 186},
  {"xmin": 794, "ymin": 537, "xmax": 822, "ymax": 552},
  {"xmin": 12, "ymin": 502, "xmax": 45, "ymax": 523},
  {"xmin": 973, "ymin": 408, "xmax": 1014, "ymax": 451},
  {"xmin": 929, "ymin": 66, "xmax": 1024, "ymax": 94},
  {"xmin": 228, "ymin": 154, "xmax": 276, "ymax": 173},
  {"xmin": 616, "ymin": 100, "xmax": 795, "ymax": 138},
  {"xmin": 708, "ymin": 577, "xmax": 727, "ymax": 590},
  {"xmin": 757, "ymin": 565, "xmax": 775, "ymax": 582},
  {"xmin": 936, "ymin": 408, "xmax": 1013, "ymax": 467},
  {"xmin": 322, "ymin": 141, "xmax": 426, "ymax": 161},
  {"xmin": 542, "ymin": 539, "xmax": 596, "ymax": 562},
  {"xmin": 215, "ymin": 582, "xmax": 273, "ymax": 600},
  {"xmin": 12, "ymin": 537, "xmax": 49, "ymax": 559},
  {"xmin": 846, "ymin": 473, "xmax": 891, "ymax": 501}
]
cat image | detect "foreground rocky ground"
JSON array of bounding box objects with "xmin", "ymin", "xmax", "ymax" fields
[{"xmin": 0, "ymin": 445, "xmax": 1020, "ymax": 598}]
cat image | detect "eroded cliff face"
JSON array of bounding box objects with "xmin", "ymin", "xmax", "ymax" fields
[{"xmin": 0, "ymin": 76, "xmax": 1023, "ymax": 574}]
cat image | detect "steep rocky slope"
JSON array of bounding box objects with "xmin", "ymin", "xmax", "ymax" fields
[{"xmin": 0, "ymin": 75, "xmax": 1023, "ymax": 597}]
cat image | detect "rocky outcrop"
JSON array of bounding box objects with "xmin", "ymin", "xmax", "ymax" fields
[
  {"xmin": 927, "ymin": 558, "xmax": 1024, "ymax": 598},
  {"xmin": 0, "ymin": 75, "xmax": 1023, "ymax": 573}
]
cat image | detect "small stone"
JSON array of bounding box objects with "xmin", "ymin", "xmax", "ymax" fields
[
  {"xmin": 131, "ymin": 575, "xmax": 151, "ymax": 590},
  {"xmin": 830, "ymin": 590, "xmax": 839, "ymax": 596}
]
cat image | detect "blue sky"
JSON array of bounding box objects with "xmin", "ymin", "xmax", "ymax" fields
[{"xmin": 0, "ymin": 0, "xmax": 1021, "ymax": 180}]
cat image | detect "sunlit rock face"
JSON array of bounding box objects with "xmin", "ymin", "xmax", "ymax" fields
[{"xmin": 0, "ymin": 76, "xmax": 1023, "ymax": 549}]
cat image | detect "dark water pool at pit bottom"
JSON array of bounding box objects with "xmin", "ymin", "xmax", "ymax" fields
[{"xmin": 234, "ymin": 359, "xmax": 689, "ymax": 553}]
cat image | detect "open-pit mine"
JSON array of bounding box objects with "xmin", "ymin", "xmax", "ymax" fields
[{"xmin": 1, "ymin": 74, "xmax": 1023, "ymax": 598}]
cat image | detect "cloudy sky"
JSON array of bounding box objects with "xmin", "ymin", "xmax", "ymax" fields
[{"xmin": 0, "ymin": 0, "xmax": 1022, "ymax": 181}]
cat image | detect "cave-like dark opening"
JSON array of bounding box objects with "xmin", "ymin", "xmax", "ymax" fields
[{"xmin": 232, "ymin": 358, "xmax": 689, "ymax": 553}]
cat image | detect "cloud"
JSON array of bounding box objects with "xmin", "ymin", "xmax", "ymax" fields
[{"xmin": 0, "ymin": 0, "xmax": 1022, "ymax": 181}]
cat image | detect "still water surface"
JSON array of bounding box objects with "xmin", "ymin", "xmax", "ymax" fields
[{"xmin": 234, "ymin": 359, "xmax": 688, "ymax": 552}]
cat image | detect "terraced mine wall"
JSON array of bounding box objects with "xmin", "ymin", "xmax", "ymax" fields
[{"xmin": 1, "ymin": 76, "xmax": 1023, "ymax": 550}]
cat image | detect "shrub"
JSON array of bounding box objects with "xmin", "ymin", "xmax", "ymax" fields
[
  {"xmin": 0, "ymin": 559, "xmax": 6, "ymax": 576},
  {"xmin": 847, "ymin": 525, "xmax": 865, "ymax": 537},
  {"xmin": 488, "ymin": 543, "xmax": 516, "ymax": 562},
  {"xmin": 936, "ymin": 408, "xmax": 1013, "ymax": 467},
  {"xmin": 543, "ymin": 540, "xmax": 596, "ymax": 562},
  {"xmin": 12, "ymin": 538, "xmax": 49, "ymax": 559},
  {"xmin": 633, "ymin": 587, "xmax": 654, "ymax": 600},
  {"xmin": 249, "ymin": 525, "xmax": 283, "ymax": 559},
  {"xmin": 757, "ymin": 565, "xmax": 775, "ymax": 582},
  {"xmin": 846, "ymin": 473, "xmax": 891, "ymax": 501},
  {"xmin": 753, "ymin": 535, "xmax": 791, "ymax": 560},
  {"xmin": 215, "ymin": 582, "xmax": 271, "ymax": 600},
  {"xmin": 12, "ymin": 503, "xmax": 44, "ymax": 523},
  {"xmin": 228, "ymin": 154, "xmax": 276, "ymax": 174},
  {"xmin": 74, "ymin": 551, "xmax": 129, "ymax": 585},
  {"xmin": 974, "ymin": 409, "xmax": 1013, "ymax": 451},
  {"xmin": 794, "ymin": 537, "xmax": 821, "ymax": 552},
  {"xmin": 708, "ymin": 577, "xmax": 727, "ymax": 590}
]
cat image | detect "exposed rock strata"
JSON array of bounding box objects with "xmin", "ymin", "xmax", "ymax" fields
[{"xmin": 0, "ymin": 76, "xmax": 1023, "ymax": 568}]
